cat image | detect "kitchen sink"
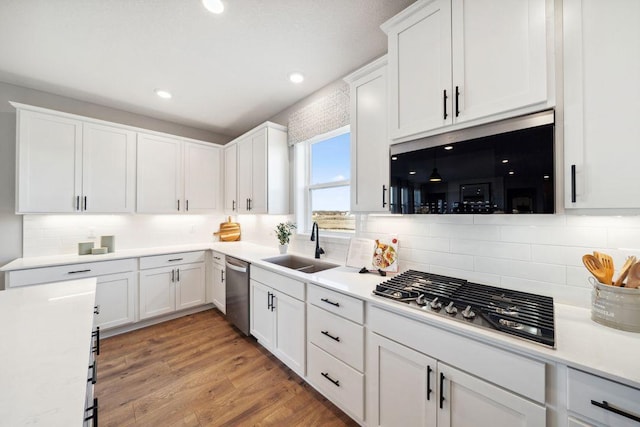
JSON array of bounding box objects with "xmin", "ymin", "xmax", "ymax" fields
[{"xmin": 262, "ymin": 255, "xmax": 339, "ymax": 274}]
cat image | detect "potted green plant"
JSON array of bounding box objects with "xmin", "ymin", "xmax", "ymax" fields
[{"xmin": 275, "ymin": 222, "xmax": 296, "ymax": 254}]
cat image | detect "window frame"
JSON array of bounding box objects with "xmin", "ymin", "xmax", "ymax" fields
[{"xmin": 295, "ymin": 125, "xmax": 353, "ymax": 235}]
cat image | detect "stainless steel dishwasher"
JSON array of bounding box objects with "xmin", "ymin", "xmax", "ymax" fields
[{"xmin": 225, "ymin": 256, "xmax": 250, "ymax": 335}]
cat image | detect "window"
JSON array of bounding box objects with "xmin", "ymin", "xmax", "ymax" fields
[{"xmin": 295, "ymin": 126, "xmax": 354, "ymax": 233}]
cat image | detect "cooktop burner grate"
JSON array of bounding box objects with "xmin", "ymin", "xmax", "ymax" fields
[{"xmin": 373, "ymin": 270, "xmax": 555, "ymax": 348}]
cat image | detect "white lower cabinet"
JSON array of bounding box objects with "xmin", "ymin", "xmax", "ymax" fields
[
  {"xmin": 567, "ymin": 368, "xmax": 640, "ymax": 427},
  {"xmin": 211, "ymin": 251, "xmax": 226, "ymax": 313},
  {"xmin": 95, "ymin": 271, "xmax": 137, "ymax": 329},
  {"xmin": 139, "ymin": 252, "xmax": 206, "ymax": 320},
  {"xmin": 249, "ymin": 266, "xmax": 305, "ymax": 376},
  {"xmin": 367, "ymin": 305, "xmax": 546, "ymax": 427},
  {"xmin": 306, "ymin": 284, "xmax": 365, "ymax": 422}
]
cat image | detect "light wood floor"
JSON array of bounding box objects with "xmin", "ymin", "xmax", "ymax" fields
[{"xmin": 96, "ymin": 309, "xmax": 358, "ymax": 426}]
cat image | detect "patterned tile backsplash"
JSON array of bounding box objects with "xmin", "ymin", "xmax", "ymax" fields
[{"xmin": 22, "ymin": 213, "xmax": 640, "ymax": 308}]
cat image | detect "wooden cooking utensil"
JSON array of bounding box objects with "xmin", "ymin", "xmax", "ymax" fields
[
  {"xmin": 613, "ymin": 255, "xmax": 637, "ymax": 287},
  {"xmin": 213, "ymin": 216, "xmax": 241, "ymax": 241},
  {"xmin": 582, "ymin": 254, "xmax": 608, "ymax": 284},
  {"xmin": 626, "ymin": 262, "xmax": 640, "ymax": 289},
  {"xmin": 594, "ymin": 251, "xmax": 615, "ymax": 285}
]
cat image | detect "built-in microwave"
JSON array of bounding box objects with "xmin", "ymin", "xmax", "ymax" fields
[{"xmin": 389, "ymin": 110, "xmax": 555, "ymax": 214}]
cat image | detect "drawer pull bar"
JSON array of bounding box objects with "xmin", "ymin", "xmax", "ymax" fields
[
  {"xmin": 321, "ymin": 372, "xmax": 340, "ymax": 387},
  {"xmin": 439, "ymin": 372, "xmax": 445, "ymax": 409},
  {"xmin": 92, "ymin": 327, "xmax": 100, "ymax": 356},
  {"xmin": 321, "ymin": 330, "xmax": 340, "ymax": 342},
  {"xmin": 88, "ymin": 362, "xmax": 97, "ymax": 384},
  {"xmin": 320, "ymin": 298, "xmax": 340, "ymax": 307},
  {"xmin": 427, "ymin": 365, "xmax": 432, "ymax": 400},
  {"xmin": 84, "ymin": 397, "xmax": 98, "ymax": 425},
  {"xmin": 168, "ymin": 258, "xmax": 184, "ymax": 262},
  {"xmin": 591, "ymin": 400, "xmax": 640, "ymax": 423},
  {"xmin": 68, "ymin": 269, "xmax": 91, "ymax": 274}
]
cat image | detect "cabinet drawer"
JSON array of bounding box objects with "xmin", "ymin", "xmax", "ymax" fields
[
  {"xmin": 308, "ymin": 284, "xmax": 363, "ymax": 324},
  {"xmin": 308, "ymin": 304, "xmax": 364, "ymax": 372},
  {"xmin": 568, "ymin": 368, "xmax": 640, "ymax": 427},
  {"xmin": 139, "ymin": 251, "xmax": 204, "ymax": 269},
  {"xmin": 211, "ymin": 251, "xmax": 225, "ymax": 267},
  {"xmin": 307, "ymin": 343, "xmax": 364, "ymax": 421},
  {"xmin": 251, "ymin": 266, "xmax": 304, "ymax": 301},
  {"xmin": 7, "ymin": 258, "xmax": 137, "ymax": 288}
]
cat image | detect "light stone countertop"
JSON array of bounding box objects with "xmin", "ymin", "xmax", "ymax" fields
[
  {"xmin": 0, "ymin": 278, "xmax": 97, "ymax": 426},
  {"xmin": 2, "ymin": 241, "xmax": 639, "ymax": 390}
]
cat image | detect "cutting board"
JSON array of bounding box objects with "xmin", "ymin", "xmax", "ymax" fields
[{"xmin": 214, "ymin": 216, "xmax": 241, "ymax": 241}]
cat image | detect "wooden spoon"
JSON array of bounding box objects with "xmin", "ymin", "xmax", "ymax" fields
[
  {"xmin": 582, "ymin": 254, "xmax": 608, "ymax": 284},
  {"xmin": 626, "ymin": 262, "xmax": 640, "ymax": 289},
  {"xmin": 613, "ymin": 256, "xmax": 637, "ymax": 287},
  {"xmin": 594, "ymin": 251, "xmax": 615, "ymax": 285}
]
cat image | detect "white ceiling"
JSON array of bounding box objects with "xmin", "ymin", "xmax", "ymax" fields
[{"xmin": 0, "ymin": 0, "xmax": 414, "ymax": 138}]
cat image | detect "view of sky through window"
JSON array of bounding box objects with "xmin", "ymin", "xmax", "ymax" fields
[{"xmin": 311, "ymin": 132, "xmax": 350, "ymax": 210}]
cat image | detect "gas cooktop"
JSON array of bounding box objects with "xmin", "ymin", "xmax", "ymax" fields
[{"xmin": 373, "ymin": 270, "xmax": 555, "ymax": 348}]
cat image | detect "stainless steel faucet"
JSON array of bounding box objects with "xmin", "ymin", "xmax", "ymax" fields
[{"xmin": 310, "ymin": 222, "xmax": 325, "ymax": 259}]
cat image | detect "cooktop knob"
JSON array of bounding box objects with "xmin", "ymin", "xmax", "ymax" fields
[
  {"xmin": 461, "ymin": 305, "xmax": 476, "ymax": 319},
  {"xmin": 444, "ymin": 301, "xmax": 457, "ymax": 315},
  {"xmin": 430, "ymin": 297, "xmax": 442, "ymax": 310}
]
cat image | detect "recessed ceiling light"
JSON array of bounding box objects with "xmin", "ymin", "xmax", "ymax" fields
[
  {"xmin": 391, "ymin": 156, "xmax": 398, "ymax": 160},
  {"xmin": 508, "ymin": 171, "xmax": 515, "ymax": 175},
  {"xmin": 409, "ymin": 171, "xmax": 416, "ymax": 175},
  {"xmin": 202, "ymin": 0, "xmax": 224, "ymax": 14},
  {"xmin": 155, "ymin": 89, "xmax": 172, "ymax": 99},
  {"xmin": 502, "ymin": 159, "xmax": 509, "ymax": 164},
  {"xmin": 543, "ymin": 175, "xmax": 550, "ymax": 179},
  {"xmin": 444, "ymin": 146, "xmax": 453, "ymax": 150},
  {"xmin": 289, "ymin": 72, "xmax": 304, "ymax": 83}
]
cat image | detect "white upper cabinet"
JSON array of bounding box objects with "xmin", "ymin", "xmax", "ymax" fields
[
  {"xmin": 232, "ymin": 122, "xmax": 288, "ymax": 215},
  {"xmin": 137, "ymin": 133, "xmax": 183, "ymax": 213},
  {"xmin": 137, "ymin": 134, "xmax": 222, "ymax": 214},
  {"xmin": 223, "ymin": 143, "xmax": 238, "ymax": 213},
  {"xmin": 344, "ymin": 56, "xmax": 390, "ymax": 213},
  {"xmin": 563, "ymin": 0, "xmax": 640, "ymax": 208},
  {"xmin": 382, "ymin": 0, "xmax": 548, "ymax": 142},
  {"xmin": 14, "ymin": 104, "xmax": 135, "ymax": 214},
  {"xmin": 82, "ymin": 122, "xmax": 136, "ymax": 213},
  {"xmin": 184, "ymin": 142, "xmax": 221, "ymax": 212}
]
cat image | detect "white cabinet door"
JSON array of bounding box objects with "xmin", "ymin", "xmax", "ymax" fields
[
  {"xmin": 212, "ymin": 262, "xmax": 226, "ymax": 313},
  {"xmin": 223, "ymin": 143, "xmax": 238, "ymax": 212},
  {"xmin": 184, "ymin": 142, "xmax": 220, "ymax": 213},
  {"xmin": 273, "ymin": 290, "xmax": 305, "ymax": 376},
  {"xmin": 82, "ymin": 122, "xmax": 136, "ymax": 213},
  {"xmin": 368, "ymin": 332, "xmax": 437, "ymax": 427},
  {"xmin": 567, "ymin": 417, "xmax": 595, "ymax": 427},
  {"xmin": 437, "ymin": 363, "xmax": 546, "ymax": 427},
  {"xmin": 236, "ymin": 136, "xmax": 253, "ymax": 213},
  {"xmin": 136, "ymin": 133, "xmax": 183, "ymax": 213},
  {"xmin": 175, "ymin": 263, "xmax": 205, "ymax": 310},
  {"xmin": 139, "ymin": 266, "xmax": 176, "ymax": 320},
  {"xmin": 451, "ymin": 0, "xmax": 546, "ymax": 124},
  {"xmin": 347, "ymin": 58, "xmax": 390, "ymax": 212},
  {"xmin": 95, "ymin": 271, "xmax": 137, "ymax": 329},
  {"xmin": 16, "ymin": 109, "xmax": 82, "ymax": 213},
  {"xmin": 564, "ymin": 0, "xmax": 640, "ymax": 208},
  {"xmin": 386, "ymin": 0, "xmax": 452, "ymax": 140},
  {"xmin": 250, "ymin": 280, "xmax": 274, "ymax": 349},
  {"xmin": 248, "ymin": 128, "xmax": 268, "ymax": 214}
]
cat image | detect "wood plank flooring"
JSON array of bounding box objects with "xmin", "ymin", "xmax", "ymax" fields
[{"xmin": 96, "ymin": 309, "xmax": 358, "ymax": 426}]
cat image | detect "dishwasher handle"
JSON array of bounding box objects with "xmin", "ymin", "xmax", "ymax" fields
[{"xmin": 226, "ymin": 259, "xmax": 248, "ymax": 273}]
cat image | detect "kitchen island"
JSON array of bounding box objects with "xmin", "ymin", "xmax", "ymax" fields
[{"xmin": 0, "ymin": 278, "xmax": 97, "ymax": 426}]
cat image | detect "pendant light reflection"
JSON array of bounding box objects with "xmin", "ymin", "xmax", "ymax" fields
[{"xmin": 429, "ymin": 168, "xmax": 442, "ymax": 182}]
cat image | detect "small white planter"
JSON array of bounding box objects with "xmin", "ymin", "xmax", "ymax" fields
[{"xmin": 278, "ymin": 244, "xmax": 288, "ymax": 254}]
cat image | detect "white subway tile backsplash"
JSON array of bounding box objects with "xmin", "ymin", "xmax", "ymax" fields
[
  {"xmin": 451, "ymin": 239, "xmax": 531, "ymax": 261},
  {"xmin": 22, "ymin": 213, "xmax": 640, "ymax": 309}
]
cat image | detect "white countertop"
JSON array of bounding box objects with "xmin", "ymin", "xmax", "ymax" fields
[
  {"xmin": 3, "ymin": 241, "xmax": 640, "ymax": 390},
  {"xmin": 0, "ymin": 278, "xmax": 97, "ymax": 426}
]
